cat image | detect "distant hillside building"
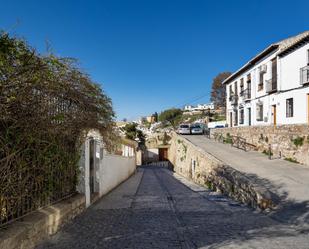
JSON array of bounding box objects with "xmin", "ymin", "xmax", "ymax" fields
[
  {"xmin": 184, "ymin": 103, "xmax": 215, "ymax": 112},
  {"xmin": 146, "ymin": 112, "xmax": 158, "ymax": 124}
]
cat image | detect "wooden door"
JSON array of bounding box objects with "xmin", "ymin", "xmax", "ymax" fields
[
  {"xmin": 159, "ymin": 148, "xmax": 168, "ymax": 161},
  {"xmin": 272, "ymin": 105, "xmax": 277, "ymax": 125}
]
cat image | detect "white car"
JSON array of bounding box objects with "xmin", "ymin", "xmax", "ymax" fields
[
  {"xmin": 177, "ymin": 124, "xmax": 191, "ymax": 135},
  {"xmin": 190, "ymin": 124, "xmax": 204, "ymax": 135}
]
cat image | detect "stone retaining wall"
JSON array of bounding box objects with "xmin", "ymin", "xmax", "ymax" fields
[
  {"xmin": 168, "ymin": 133, "xmax": 274, "ymax": 210},
  {"xmin": 211, "ymin": 124, "xmax": 309, "ymax": 165},
  {"xmin": 0, "ymin": 194, "xmax": 85, "ymax": 249}
]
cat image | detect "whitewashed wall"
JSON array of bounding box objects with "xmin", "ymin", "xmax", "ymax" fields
[
  {"xmin": 226, "ymin": 42, "xmax": 309, "ymax": 127},
  {"xmin": 99, "ymin": 154, "xmax": 136, "ymax": 196},
  {"xmin": 77, "ymin": 130, "xmax": 137, "ymax": 207},
  {"xmin": 207, "ymin": 121, "xmax": 227, "ymax": 128}
]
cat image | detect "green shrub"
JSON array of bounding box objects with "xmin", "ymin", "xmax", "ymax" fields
[
  {"xmin": 292, "ymin": 136, "xmax": 304, "ymax": 147},
  {"xmin": 262, "ymin": 150, "xmax": 273, "ymax": 156},
  {"xmin": 284, "ymin": 157, "xmax": 299, "ymax": 164}
]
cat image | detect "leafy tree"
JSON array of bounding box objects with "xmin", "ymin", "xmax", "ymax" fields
[
  {"xmin": 0, "ymin": 31, "xmax": 116, "ymax": 222},
  {"xmin": 210, "ymin": 72, "xmax": 232, "ymax": 108},
  {"xmin": 123, "ymin": 123, "xmax": 145, "ymax": 144},
  {"xmin": 158, "ymin": 108, "xmax": 183, "ymax": 128}
]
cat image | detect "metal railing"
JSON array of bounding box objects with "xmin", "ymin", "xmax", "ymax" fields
[
  {"xmin": 266, "ymin": 78, "xmax": 277, "ymax": 93},
  {"xmin": 0, "ymin": 136, "xmax": 77, "ymax": 227},
  {"xmin": 229, "ymin": 94, "xmax": 238, "ymax": 105},
  {"xmin": 300, "ymin": 66, "xmax": 309, "ymax": 85},
  {"xmin": 240, "ymin": 89, "xmax": 251, "ymax": 101}
]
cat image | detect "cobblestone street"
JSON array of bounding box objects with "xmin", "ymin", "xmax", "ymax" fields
[{"xmin": 37, "ymin": 167, "xmax": 309, "ymax": 249}]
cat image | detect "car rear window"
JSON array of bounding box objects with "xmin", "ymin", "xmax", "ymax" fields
[
  {"xmin": 180, "ymin": 125, "xmax": 189, "ymax": 128},
  {"xmin": 192, "ymin": 125, "xmax": 201, "ymax": 128}
]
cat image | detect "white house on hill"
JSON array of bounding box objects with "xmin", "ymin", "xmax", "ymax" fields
[
  {"xmin": 184, "ymin": 102, "xmax": 215, "ymax": 112},
  {"xmin": 224, "ymin": 31, "xmax": 309, "ymax": 127}
]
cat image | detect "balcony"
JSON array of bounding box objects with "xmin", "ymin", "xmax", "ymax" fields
[
  {"xmin": 300, "ymin": 66, "xmax": 309, "ymax": 85},
  {"xmin": 241, "ymin": 89, "xmax": 251, "ymax": 101},
  {"xmin": 266, "ymin": 78, "xmax": 277, "ymax": 93},
  {"xmin": 229, "ymin": 94, "xmax": 238, "ymax": 105}
]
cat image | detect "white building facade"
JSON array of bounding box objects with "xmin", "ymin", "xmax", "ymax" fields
[
  {"xmin": 184, "ymin": 102, "xmax": 215, "ymax": 111},
  {"xmin": 224, "ymin": 31, "xmax": 309, "ymax": 127}
]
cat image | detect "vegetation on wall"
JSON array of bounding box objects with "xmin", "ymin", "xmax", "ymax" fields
[
  {"xmin": 291, "ymin": 136, "xmax": 304, "ymax": 147},
  {"xmin": 284, "ymin": 157, "xmax": 299, "ymax": 164},
  {"xmin": 0, "ymin": 32, "xmax": 115, "ymax": 225},
  {"xmin": 158, "ymin": 108, "xmax": 183, "ymax": 128},
  {"xmin": 122, "ymin": 123, "xmax": 145, "ymax": 144}
]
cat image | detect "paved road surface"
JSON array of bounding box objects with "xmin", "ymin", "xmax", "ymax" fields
[{"xmin": 36, "ymin": 167, "xmax": 309, "ymax": 249}]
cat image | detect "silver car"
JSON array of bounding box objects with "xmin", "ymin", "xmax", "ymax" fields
[
  {"xmin": 190, "ymin": 124, "xmax": 204, "ymax": 135},
  {"xmin": 177, "ymin": 124, "xmax": 191, "ymax": 135}
]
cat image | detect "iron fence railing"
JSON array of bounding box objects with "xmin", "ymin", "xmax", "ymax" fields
[
  {"xmin": 229, "ymin": 94, "xmax": 238, "ymax": 105},
  {"xmin": 240, "ymin": 89, "xmax": 251, "ymax": 100},
  {"xmin": 266, "ymin": 78, "xmax": 277, "ymax": 93},
  {"xmin": 0, "ymin": 136, "xmax": 77, "ymax": 227}
]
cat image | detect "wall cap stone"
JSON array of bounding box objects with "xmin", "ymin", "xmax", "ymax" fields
[{"xmin": 0, "ymin": 194, "xmax": 85, "ymax": 249}]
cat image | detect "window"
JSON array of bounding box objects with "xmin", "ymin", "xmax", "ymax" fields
[
  {"xmin": 307, "ymin": 49, "xmax": 309, "ymax": 65},
  {"xmin": 229, "ymin": 85, "xmax": 233, "ymax": 97},
  {"xmin": 286, "ymin": 98, "xmax": 294, "ymax": 117},
  {"xmin": 247, "ymin": 73, "xmax": 251, "ymax": 83},
  {"xmin": 239, "ymin": 109, "xmax": 244, "ymax": 124},
  {"xmin": 234, "ymin": 81, "xmax": 238, "ymax": 96},
  {"xmin": 256, "ymin": 103, "xmax": 263, "ymax": 121},
  {"xmin": 258, "ymin": 72, "xmax": 264, "ymax": 91},
  {"xmin": 240, "ymin": 78, "xmax": 244, "ymax": 96}
]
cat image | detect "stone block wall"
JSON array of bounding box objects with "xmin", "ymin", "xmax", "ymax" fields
[
  {"xmin": 168, "ymin": 133, "xmax": 274, "ymax": 210},
  {"xmin": 0, "ymin": 194, "xmax": 85, "ymax": 249},
  {"xmin": 211, "ymin": 124, "xmax": 309, "ymax": 165}
]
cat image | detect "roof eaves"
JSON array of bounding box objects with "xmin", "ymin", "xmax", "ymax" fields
[
  {"xmin": 222, "ymin": 44, "xmax": 279, "ymax": 85},
  {"xmin": 278, "ymin": 35, "xmax": 309, "ymax": 57}
]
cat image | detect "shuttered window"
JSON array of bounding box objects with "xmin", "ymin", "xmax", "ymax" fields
[{"xmin": 286, "ymin": 98, "xmax": 293, "ymax": 117}]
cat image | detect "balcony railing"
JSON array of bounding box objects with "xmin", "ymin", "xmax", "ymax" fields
[
  {"xmin": 300, "ymin": 66, "xmax": 309, "ymax": 85},
  {"xmin": 266, "ymin": 78, "xmax": 277, "ymax": 93},
  {"xmin": 229, "ymin": 94, "xmax": 238, "ymax": 105},
  {"xmin": 244, "ymin": 89, "xmax": 251, "ymax": 100}
]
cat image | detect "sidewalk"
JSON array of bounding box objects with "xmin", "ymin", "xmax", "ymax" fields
[{"xmin": 184, "ymin": 135, "xmax": 309, "ymax": 224}]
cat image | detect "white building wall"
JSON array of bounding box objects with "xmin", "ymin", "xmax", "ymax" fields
[
  {"xmin": 280, "ymin": 43, "xmax": 309, "ymax": 91},
  {"xmin": 77, "ymin": 130, "xmax": 137, "ymax": 207},
  {"xmin": 226, "ymin": 42, "xmax": 309, "ymax": 127},
  {"xmin": 99, "ymin": 154, "xmax": 136, "ymax": 196}
]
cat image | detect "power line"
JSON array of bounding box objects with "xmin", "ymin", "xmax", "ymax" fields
[{"xmin": 166, "ymin": 91, "xmax": 210, "ymax": 110}]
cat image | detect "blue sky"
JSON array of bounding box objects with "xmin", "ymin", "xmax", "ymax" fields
[{"xmin": 1, "ymin": 0, "xmax": 309, "ymax": 120}]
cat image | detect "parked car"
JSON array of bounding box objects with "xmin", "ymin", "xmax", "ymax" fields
[
  {"xmin": 190, "ymin": 124, "xmax": 204, "ymax": 135},
  {"xmin": 177, "ymin": 124, "xmax": 191, "ymax": 135}
]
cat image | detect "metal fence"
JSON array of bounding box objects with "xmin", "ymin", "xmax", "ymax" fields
[{"xmin": 0, "ymin": 136, "xmax": 77, "ymax": 227}]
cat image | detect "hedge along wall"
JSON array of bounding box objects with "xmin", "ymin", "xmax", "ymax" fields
[
  {"xmin": 211, "ymin": 124, "xmax": 309, "ymax": 165},
  {"xmin": 0, "ymin": 32, "xmax": 115, "ymax": 226}
]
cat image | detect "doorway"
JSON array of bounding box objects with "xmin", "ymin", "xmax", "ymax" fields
[
  {"xmin": 159, "ymin": 148, "xmax": 168, "ymax": 161},
  {"xmin": 89, "ymin": 139, "xmax": 99, "ymax": 201},
  {"xmin": 248, "ymin": 108, "xmax": 251, "ymax": 126},
  {"xmin": 307, "ymin": 94, "xmax": 309, "ymax": 123},
  {"xmin": 271, "ymin": 105, "xmax": 277, "ymax": 125}
]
